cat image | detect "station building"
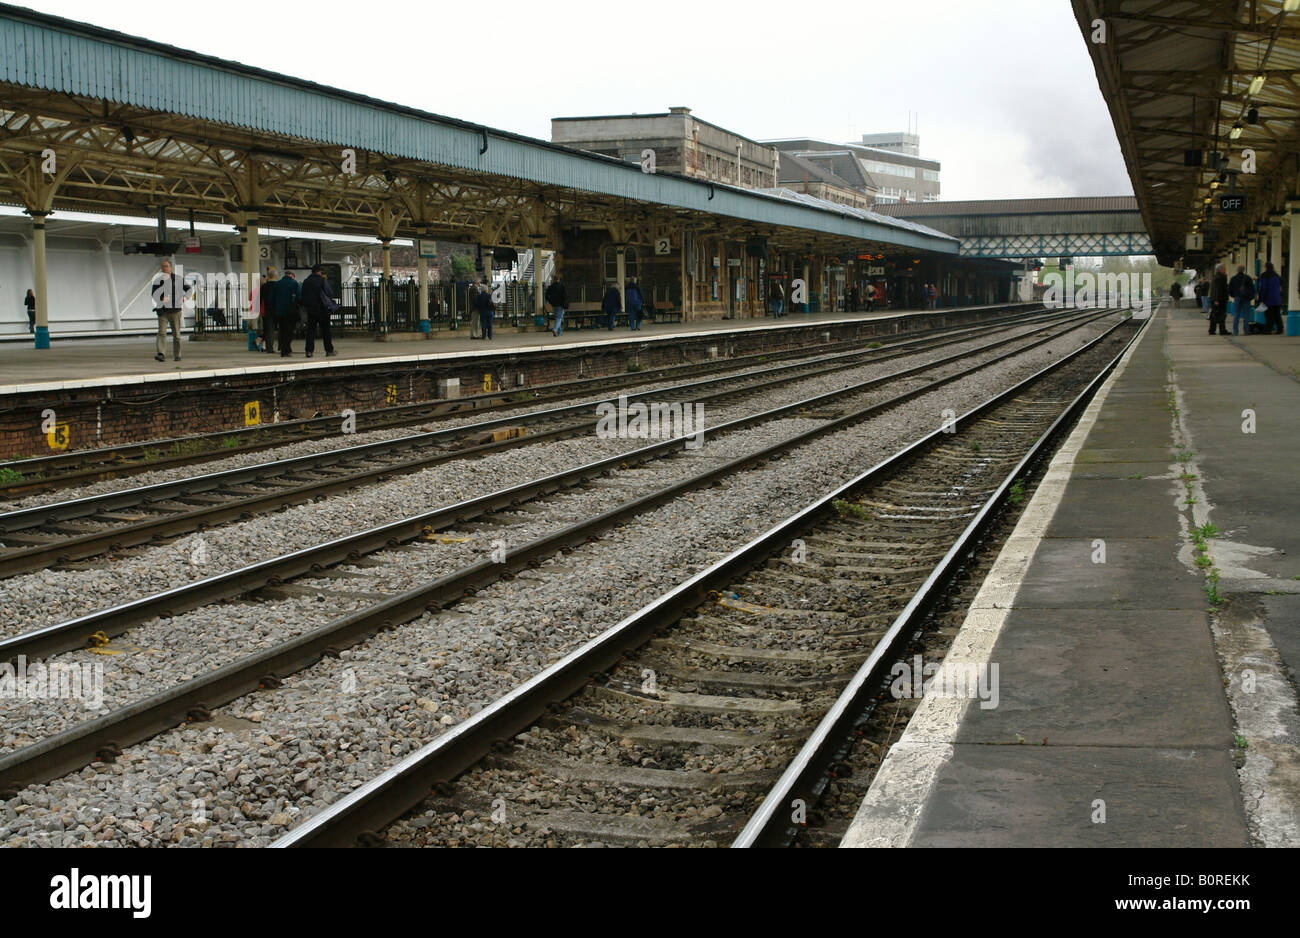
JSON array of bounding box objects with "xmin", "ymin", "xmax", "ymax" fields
[{"xmin": 767, "ymin": 137, "xmax": 942, "ymax": 204}]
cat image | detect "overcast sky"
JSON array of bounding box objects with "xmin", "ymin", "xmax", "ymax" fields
[{"xmin": 38, "ymin": 0, "xmax": 1133, "ymax": 201}]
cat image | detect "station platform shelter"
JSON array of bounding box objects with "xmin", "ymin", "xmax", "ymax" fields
[{"xmin": 843, "ymin": 301, "xmax": 1300, "ymax": 849}]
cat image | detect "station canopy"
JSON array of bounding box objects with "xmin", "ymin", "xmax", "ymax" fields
[
  {"xmin": 0, "ymin": 3, "xmax": 957, "ymax": 259},
  {"xmin": 1075, "ymin": 0, "xmax": 1300, "ymax": 265}
]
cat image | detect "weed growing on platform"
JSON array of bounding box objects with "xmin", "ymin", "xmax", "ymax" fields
[
  {"xmin": 221, "ymin": 436, "xmax": 242, "ymax": 449},
  {"xmin": 1234, "ymin": 733, "xmax": 1249, "ymax": 750},
  {"xmin": 970, "ymin": 441, "xmax": 982, "ymax": 452},
  {"xmin": 626, "ymin": 362, "xmax": 643, "ymax": 373},
  {"xmin": 0, "ymin": 467, "xmax": 22, "ymax": 484},
  {"xmin": 1008, "ymin": 479, "xmax": 1026, "ymax": 506}
]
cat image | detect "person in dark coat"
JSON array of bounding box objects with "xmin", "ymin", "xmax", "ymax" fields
[
  {"xmin": 24, "ymin": 288, "xmax": 35, "ymax": 333},
  {"xmin": 544, "ymin": 275, "xmax": 568, "ymax": 337},
  {"xmin": 473, "ymin": 281, "xmax": 495, "ymax": 340},
  {"xmin": 273, "ymin": 271, "xmax": 302, "ymax": 356},
  {"xmin": 848, "ymin": 285, "xmax": 860, "ymax": 313},
  {"xmin": 1209, "ymin": 265, "xmax": 1230, "ymax": 336},
  {"xmin": 1257, "ymin": 262, "xmax": 1283, "ymax": 334},
  {"xmin": 625, "ymin": 279, "xmax": 644, "ymax": 331},
  {"xmin": 1227, "ymin": 265, "xmax": 1255, "ymax": 336},
  {"xmin": 300, "ymin": 264, "xmax": 338, "ymax": 358},
  {"xmin": 257, "ymin": 268, "xmax": 277, "ymax": 353},
  {"xmin": 601, "ymin": 282, "xmax": 622, "ymax": 330}
]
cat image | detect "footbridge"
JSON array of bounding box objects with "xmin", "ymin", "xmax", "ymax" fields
[{"xmin": 876, "ymin": 197, "xmax": 1152, "ymax": 259}]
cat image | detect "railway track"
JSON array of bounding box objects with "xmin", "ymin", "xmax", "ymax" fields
[
  {"xmin": 0, "ymin": 307, "xmax": 1079, "ymax": 581},
  {"xmin": 266, "ymin": 316, "xmax": 1144, "ymax": 848},
  {"xmin": 0, "ymin": 305, "xmax": 1042, "ymax": 496},
  {"xmin": 0, "ymin": 309, "xmax": 1119, "ymax": 804}
]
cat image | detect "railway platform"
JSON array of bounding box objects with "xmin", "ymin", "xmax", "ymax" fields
[{"xmin": 842, "ymin": 301, "xmax": 1300, "ymax": 848}]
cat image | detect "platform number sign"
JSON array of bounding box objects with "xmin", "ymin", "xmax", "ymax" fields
[
  {"xmin": 1219, "ymin": 194, "xmax": 1247, "ymax": 214},
  {"xmin": 244, "ymin": 401, "xmax": 261, "ymax": 426},
  {"xmin": 483, "ymin": 373, "xmax": 493, "ymax": 393},
  {"xmin": 385, "ymin": 383, "xmax": 398, "ymax": 405},
  {"xmin": 655, "ymin": 237, "xmax": 671, "ymax": 256},
  {"xmin": 40, "ymin": 408, "xmax": 68, "ymax": 450}
]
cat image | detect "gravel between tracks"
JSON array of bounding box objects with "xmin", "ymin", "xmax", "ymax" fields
[
  {"xmin": 0, "ymin": 316, "xmax": 1123, "ymax": 848},
  {"xmin": 0, "ymin": 317, "xmax": 1056, "ymax": 513}
]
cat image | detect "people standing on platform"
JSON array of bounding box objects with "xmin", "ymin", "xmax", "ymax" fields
[
  {"xmin": 865, "ymin": 282, "xmax": 877, "ymax": 312},
  {"xmin": 848, "ymin": 285, "xmax": 860, "ymax": 313},
  {"xmin": 928, "ymin": 283, "xmax": 939, "ymax": 310},
  {"xmin": 474, "ymin": 281, "xmax": 495, "ymax": 340},
  {"xmin": 1228, "ymin": 265, "xmax": 1255, "ymax": 336},
  {"xmin": 1209, "ymin": 264, "xmax": 1229, "ymax": 336},
  {"xmin": 258, "ymin": 267, "xmax": 277, "ymax": 353},
  {"xmin": 602, "ymin": 281, "xmax": 622, "ymax": 330},
  {"xmin": 301, "ymin": 264, "xmax": 339, "ymax": 358},
  {"xmin": 1258, "ymin": 262, "xmax": 1284, "ymax": 335},
  {"xmin": 544, "ymin": 275, "xmax": 568, "ymax": 337},
  {"xmin": 151, "ymin": 259, "xmax": 190, "ymax": 362},
  {"xmin": 771, "ymin": 280, "xmax": 785, "ymax": 318},
  {"xmin": 1194, "ymin": 276, "xmax": 1209, "ymax": 317},
  {"xmin": 626, "ymin": 278, "xmax": 644, "ymax": 331},
  {"xmin": 1169, "ymin": 280, "xmax": 1183, "ymax": 308},
  {"xmin": 273, "ymin": 268, "xmax": 302, "ymax": 356},
  {"xmin": 24, "ymin": 288, "xmax": 35, "ymax": 333}
]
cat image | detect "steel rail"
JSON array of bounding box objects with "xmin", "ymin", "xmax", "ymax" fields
[
  {"xmin": 0, "ymin": 308, "xmax": 1082, "ymax": 579},
  {"xmin": 0, "ymin": 310, "xmax": 1117, "ymax": 797},
  {"xmin": 730, "ymin": 316, "xmax": 1151, "ymax": 847},
  {"xmin": 270, "ymin": 317, "xmax": 1135, "ymax": 846},
  {"xmin": 0, "ymin": 307, "xmax": 1110, "ymax": 669},
  {"xmin": 0, "ymin": 305, "xmax": 1044, "ymax": 493}
]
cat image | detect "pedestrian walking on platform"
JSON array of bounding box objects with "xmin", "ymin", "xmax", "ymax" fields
[
  {"xmin": 1193, "ymin": 277, "xmax": 1209, "ymax": 316},
  {"xmin": 474, "ymin": 281, "xmax": 495, "ymax": 340},
  {"xmin": 626, "ymin": 278, "xmax": 644, "ymax": 331},
  {"xmin": 273, "ymin": 270, "xmax": 302, "ymax": 356},
  {"xmin": 1209, "ymin": 265, "xmax": 1229, "ymax": 336},
  {"xmin": 151, "ymin": 259, "xmax": 190, "ymax": 362},
  {"xmin": 1169, "ymin": 280, "xmax": 1184, "ymax": 308},
  {"xmin": 865, "ymin": 282, "xmax": 876, "ymax": 312},
  {"xmin": 1258, "ymin": 262, "xmax": 1284, "ymax": 335},
  {"xmin": 545, "ymin": 274, "xmax": 568, "ymax": 336},
  {"xmin": 601, "ymin": 282, "xmax": 622, "ymax": 330},
  {"xmin": 1228, "ymin": 265, "xmax": 1255, "ymax": 336},
  {"xmin": 848, "ymin": 285, "xmax": 860, "ymax": 313},
  {"xmin": 24, "ymin": 288, "xmax": 35, "ymax": 333},
  {"xmin": 771, "ymin": 280, "xmax": 785, "ymax": 318},
  {"xmin": 301, "ymin": 264, "xmax": 338, "ymax": 358}
]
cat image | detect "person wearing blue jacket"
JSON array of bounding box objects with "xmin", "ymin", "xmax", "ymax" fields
[
  {"xmin": 1257, "ymin": 262, "xmax": 1284, "ymax": 335},
  {"xmin": 473, "ymin": 281, "xmax": 495, "ymax": 340},
  {"xmin": 626, "ymin": 279, "xmax": 644, "ymax": 331},
  {"xmin": 601, "ymin": 282, "xmax": 622, "ymax": 330}
]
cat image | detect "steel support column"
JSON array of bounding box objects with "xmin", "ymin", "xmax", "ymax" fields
[{"xmin": 28, "ymin": 210, "xmax": 50, "ymax": 349}]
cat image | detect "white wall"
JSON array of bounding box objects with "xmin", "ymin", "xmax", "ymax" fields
[{"xmin": 0, "ymin": 233, "xmax": 238, "ymax": 335}]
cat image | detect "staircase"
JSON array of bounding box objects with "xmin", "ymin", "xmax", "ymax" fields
[{"xmin": 517, "ymin": 250, "xmax": 556, "ymax": 284}]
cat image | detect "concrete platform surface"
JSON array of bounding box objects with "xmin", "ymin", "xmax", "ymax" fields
[
  {"xmin": 0, "ymin": 307, "xmax": 953, "ymax": 394},
  {"xmin": 842, "ymin": 302, "xmax": 1300, "ymax": 849}
]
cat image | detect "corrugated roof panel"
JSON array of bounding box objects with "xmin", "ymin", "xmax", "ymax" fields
[{"xmin": 0, "ymin": 7, "xmax": 960, "ymax": 254}]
